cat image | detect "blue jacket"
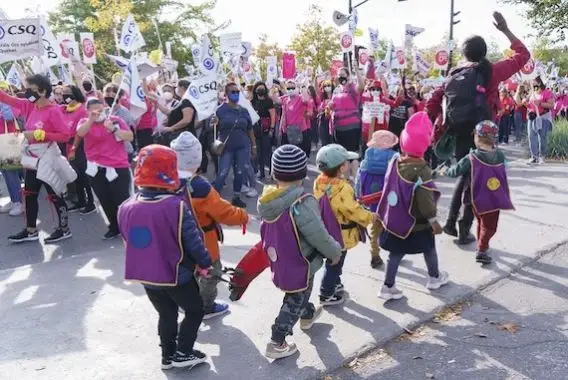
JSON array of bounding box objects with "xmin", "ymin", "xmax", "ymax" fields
[{"xmin": 356, "ymin": 148, "xmax": 396, "ymax": 196}]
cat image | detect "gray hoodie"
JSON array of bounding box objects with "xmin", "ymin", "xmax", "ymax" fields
[{"xmin": 257, "ymin": 184, "xmax": 343, "ymax": 277}]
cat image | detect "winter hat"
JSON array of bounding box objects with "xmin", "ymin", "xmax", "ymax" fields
[
  {"xmin": 400, "ymin": 111, "xmax": 433, "ymax": 157},
  {"xmin": 316, "ymin": 144, "xmax": 359, "ymax": 170},
  {"xmin": 272, "ymin": 144, "xmax": 308, "ymax": 182},
  {"xmin": 170, "ymin": 131, "xmax": 202, "ymax": 178},
  {"xmin": 134, "ymin": 144, "xmax": 180, "ymax": 191},
  {"xmin": 367, "ymin": 130, "xmax": 399, "ymax": 149},
  {"xmin": 475, "ymin": 120, "xmax": 499, "ymax": 141}
]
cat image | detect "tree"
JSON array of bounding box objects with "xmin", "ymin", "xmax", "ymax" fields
[
  {"xmin": 532, "ymin": 37, "xmax": 568, "ymax": 76},
  {"xmin": 288, "ymin": 4, "xmax": 340, "ymax": 71},
  {"xmin": 254, "ymin": 34, "xmax": 284, "ymax": 79},
  {"xmin": 501, "ymin": 0, "xmax": 567, "ymax": 42}
]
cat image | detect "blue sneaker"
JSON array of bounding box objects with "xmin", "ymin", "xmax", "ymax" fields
[{"xmin": 203, "ymin": 302, "xmax": 230, "ymax": 320}]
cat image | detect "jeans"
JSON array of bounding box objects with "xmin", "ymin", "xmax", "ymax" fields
[
  {"xmin": 513, "ymin": 111, "xmax": 525, "ymax": 141},
  {"xmin": 213, "ymin": 147, "xmax": 248, "ymax": 196},
  {"xmin": 1, "ymin": 169, "xmax": 22, "ymax": 203},
  {"xmin": 90, "ymin": 167, "xmax": 131, "ymax": 233},
  {"xmin": 498, "ymin": 116, "xmax": 511, "ymax": 144},
  {"xmin": 255, "ymin": 133, "xmax": 272, "ymax": 179},
  {"xmin": 528, "ymin": 118, "xmax": 550, "ymax": 159},
  {"xmin": 243, "ymin": 147, "xmax": 256, "ymax": 188},
  {"xmin": 271, "ymin": 278, "xmax": 315, "ymax": 344},
  {"xmin": 384, "ymin": 246, "xmax": 440, "ymax": 287},
  {"xmin": 24, "ymin": 169, "xmax": 68, "ymax": 230},
  {"xmin": 144, "ymin": 277, "xmax": 204, "ymax": 356},
  {"xmin": 320, "ymin": 251, "xmax": 347, "ymax": 297}
]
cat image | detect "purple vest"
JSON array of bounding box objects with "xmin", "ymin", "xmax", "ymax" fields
[
  {"xmin": 359, "ymin": 171, "xmax": 385, "ymax": 212},
  {"xmin": 319, "ymin": 194, "xmax": 344, "ymax": 247},
  {"xmin": 377, "ymin": 158, "xmax": 440, "ymax": 239},
  {"xmin": 470, "ymin": 154, "xmax": 514, "ymax": 215},
  {"xmin": 118, "ymin": 195, "xmax": 184, "ymax": 286},
  {"xmin": 260, "ymin": 195, "xmax": 310, "ymax": 293}
]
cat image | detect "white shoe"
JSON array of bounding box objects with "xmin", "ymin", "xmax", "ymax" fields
[
  {"xmin": 245, "ymin": 188, "xmax": 258, "ymax": 198},
  {"xmin": 538, "ymin": 157, "xmax": 545, "ymax": 165},
  {"xmin": 378, "ymin": 285, "xmax": 404, "ymax": 300},
  {"xmin": 426, "ymin": 271, "xmax": 450, "ymax": 290},
  {"xmin": 241, "ymin": 185, "xmax": 251, "ymax": 194},
  {"xmin": 0, "ymin": 202, "xmax": 12, "ymax": 214},
  {"xmin": 8, "ymin": 202, "xmax": 23, "ymax": 217}
]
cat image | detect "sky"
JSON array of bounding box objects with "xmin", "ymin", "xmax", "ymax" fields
[{"xmin": 2, "ymin": 0, "xmax": 534, "ymax": 51}]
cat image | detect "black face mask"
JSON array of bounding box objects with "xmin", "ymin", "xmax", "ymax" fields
[
  {"xmin": 256, "ymin": 88, "xmax": 266, "ymax": 96},
  {"xmin": 83, "ymin": 83, "xmax": 93, "ymax": 92},
  {"xmin": 339, "ymin": 77, "xmax": 348, "ymax": 85},
  {"xmin": 25, "ymin": 89, "xmax": 40, "ymax": 103},
  {"xmin": 104, "ymin": 97, "xmax": 115, "ymax": 107}
]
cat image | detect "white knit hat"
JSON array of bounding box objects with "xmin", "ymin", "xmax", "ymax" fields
[{"xmin": 170, "ymin": 132, "xmax": 202, "ymax": 178}]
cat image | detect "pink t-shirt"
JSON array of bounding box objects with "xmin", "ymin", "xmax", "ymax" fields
[
  {"xmin": 136, "ymin": 98, "xmax": 157, "ymax": 131},
  {"xmin": 79, "ymin": 115, "xmax": 130, "ymax": 168},
  {"xmin": 60, "ymin": 104, "xmax": 88, "ymax": 137},
  {"xmin": 280, "ymin": 95, "xmax": 313, "ymax": 132},
  {"xmin": 528, "ymin": 88, "xmax": 554, "ymax": 115},
  {"xmin": 0, "ymin": 91, "xmax": 69, "ymax": 143}
]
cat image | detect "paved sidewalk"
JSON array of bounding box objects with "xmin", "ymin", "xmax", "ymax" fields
[{"xmin": 0, "ymin": 146, "xmax": 567, "ymax": 380}]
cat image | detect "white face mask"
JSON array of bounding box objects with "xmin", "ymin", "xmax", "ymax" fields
[
  {"xmin": 324, "ymin": 86, "xmax": 332, "ymax": 93},
  {"xmin": 288, "ymin": 88, "xmax": 298, "ymax": 96},
  {"xmin": 96, "ymin": 109, "xmax": 108, "ymax": 123},
  {"xmin": 371, "ymin": 90, "xmax": 381, "ymax": 98},
  {"xmin": 163, "ymin": 92, "xmax": 174, "ymax": 101}
]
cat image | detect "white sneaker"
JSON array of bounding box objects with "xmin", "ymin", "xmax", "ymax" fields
[
  {"xmin": 8, "ymin": 202, "xmax": 23, "ymax": 217},
  {"xmin": 538, "ymin": 157, "xmax": 545, "ymax": 165},
  {"xmin": 241, "ymin": 185, "xmax": 251, "ymax": 194},
  {"xmin": 527, "ymin": 157, "xmax": 537, "ymax": 165},
  {"xmin": 426, "ymin": 271, "xmax": 450, "ymax": 290},
  {"xmin": 378, "ymin": 285, "xmax": 404, "ymax": 300},
  {"xmin": 245, "ymin": 188, "xmax": 258, "ymax": 198},
  {"xmin": 0, "ymin": 202, "xmax": 12, "ymax": 214}
]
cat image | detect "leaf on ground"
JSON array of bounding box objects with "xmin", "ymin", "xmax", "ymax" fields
[
  {"xmin": 426, "ymin": 372, "xmax": 435, "ymax": 379},
  {"xmin": 474, "ymin": 333, "xmax": 488, "ymax": 338},
  {"xmin": 497, "ymin": 322, "xmax": 520, "ymax": 334},
  {"xmin": 413, "ymin": 355, "xmax": 423, "ymax": 360},
  {"xmin": 433, "ymin": 301, "xmax": 470, "ymax": 323},
  {"xmin": 344, "ymin": 358, "xmax": 359, "ymax": 368}
]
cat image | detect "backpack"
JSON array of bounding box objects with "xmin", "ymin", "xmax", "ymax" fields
[{"xmin": 444, "ymin": 66, "xmax": 490, "ymax": 128}]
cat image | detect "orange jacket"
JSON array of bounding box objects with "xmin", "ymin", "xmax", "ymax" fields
[{"xmin": 180, "ymin": 176, "xmax": 248, "ymax": 261}]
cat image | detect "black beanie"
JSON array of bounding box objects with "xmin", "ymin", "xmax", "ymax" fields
[{"xmin": 271, "ymin": 144, "xmax": 308, "ymax": 182}]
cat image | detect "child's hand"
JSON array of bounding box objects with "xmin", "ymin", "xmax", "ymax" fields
[
  {"xmin": 196, "ymin": 266, "xmax": 212, "ymax": 278},
  {"xmin": 431, "ymin": 221, "xmax": 443, "ymax": 235}
]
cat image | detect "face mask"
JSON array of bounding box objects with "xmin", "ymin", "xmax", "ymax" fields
[
  {"xmin": 371, "ymin": 90, "xmax": 381, "ymax": 97},
  {"xmin": 256, "ymin": 88, "xmax": 266, "ymax": 96},
  {"xmin": 338, "ymin": 77, "xmax": 348, "ymax": 85},
  {"xmin": 163, "ymin": 92, "xmax": 174, "ymax": 101},
  {"xmin": 96, "ymin": 109, "xmax": 108, "ymax": 123},
  {"xmin": 287, "ymin": 88, "xmax": 298, "ymax": 96},
  {"xmin": 25, "ymin": 89, "xmax": 40, "ymax": 103},
  {"xmin": 228, "ymin": 92, "xmax": 240, "ymax": 103},
  {"xmin": 324, "ymin": 86, "xmax": 332, "ymax": 93},
  {"xmin": 104, "ymin": 97, "xmax": 115, "ymax": 107},
  {"xmin": 83, "ymin": 83, "xmax": 93, "ymax": 92},
  {"xmin": 63, "ymin": 95, "xmax": 74, "ymax": 104}
]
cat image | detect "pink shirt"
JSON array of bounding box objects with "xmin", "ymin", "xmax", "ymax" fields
[
  {"xmin": 280, "ymin": 95, "xmax": 313, "ymax": 132},
  {"xmin": 0, "ymin": 91, "xmax": 69, "ymax": 143},
  {"xmin": 136, "ymin": 98, "xmax": 157, "ymax": 130},
  {"xmin": 60, "ymin": 104, "xmax": 88, "ymax": 137},
  {"xmin": 79, "ymin": 115, "xmax": 130, "ymax": 168},
  {"xmin": 528, "ymin": 88, "xmax": 554, "ymax": 115}
]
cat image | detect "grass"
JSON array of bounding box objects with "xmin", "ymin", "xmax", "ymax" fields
[{"xmin": 547, "ymin": 119, "xmax": 568, "ymax": 160}]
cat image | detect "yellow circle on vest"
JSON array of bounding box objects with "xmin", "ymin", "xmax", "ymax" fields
[{"xmin": 487, "ymin": 177, "xmax": 501, "ymax": 191}]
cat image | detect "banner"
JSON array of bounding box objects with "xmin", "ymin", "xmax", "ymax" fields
[
  {"xmin": 241, "ymin": 42, "xmax": 252, "ymax": 59},
  {"xmin": 57, "ymin": 34, "xmax": 80, "ymax": 64},
  {"xmin": 520, "ymin": 57, "xmax": 537, "ymax": 81},
  {"xmin": 330, "ymin": 59, "xmax": 344, "ymax": 78},
  {"xmin": 199, "ymin": 35, "xmax": 219, "ymax": 75},
  {"xmin": 80, "ymin": 32, "xmax": 97, "ymax": 64},
  {"xmin": 340, "ymin": 32, "xmax": 354, "ymax": 53},
  {"xmin": 369, "ymin": 28, "xmax": 379, "ymax": 53},
  {"xmin": 433, "ymin": 48, "xmax": 449, "ymax": 70},
  {"xmin": 266, "ymin": 56, "xmax": 277, "ymax": 86},
  {"xmin": 358, "ymin": 48, "xmax": 369, "ymax": 69},
  {"xmin": 414, "ymin": 51, "xmax": 431, "ymax": 74},
  {"xmin": 119, "ymin": 14, "xmax": 146, "ymax": 53},
  {"xmin": 219, "ymin": 32, "xmax": 242, "ymax": 58},
  {"xmin": 238, "ymin": 93, "xmax": 260, "ymax": 125},
  {"xmin": 183, "ymin": 73, "xmax": 219, "ymax": 121},
  {"xmin": 332, "ymin": 10, "xmax": 349, "ymax": 27},
  {"xmin": 6, "ymin": 63, "xmax": 22, "ymax": 88},
  {"xmin": 39, "ymin": 17, "xmax": 60, "ymax": 67},
  {"xmin": 282, "ymin": 52, "xmax": 296, "ymax": 80},
  {"xmin": 404, "ymin": 24, "xmax": 425, "ymax": 46},
  {"xmin": 0, "ymin": 18, "xmax": 42, "ymax": 64},
  {"xmin": 120, "ymin": 58, "xmax": 147, "ymax": 120},
  {"xmin": 391, "ymin": 46, "xmax": 406, "ymax": 69}
]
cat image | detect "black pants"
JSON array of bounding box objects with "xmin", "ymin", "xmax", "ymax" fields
[
  {"xmin": 498, "ymin": 116, "xmax": 511, "ymax": 144},
  {"xmin": 145, "ymin": 278, "xmax": 204, "ymax": 356},
  {"xmin": 199, "ymin": 129, "xmax": 218, "ymax": 175},
  {"xmin": 256, "ymin": 132, "xmax": 272, "ymax": 178},
  {"xmin": 90, "ymin": 167, "xmax": 131, "ymax": 233},
  {"xmin": 24, "ymin": 170, "xmax": 68, "ymax": 230},
  {"xmin": 334, "ymin": 128, "xmax": 361, "ymax": 153},
  {"xmin": 70, "ymin": 143, "xmax": 94, "ymax": 207},
  {"xmin": 282, "ymin": 130, "xmax": 312, "ymax": 158},
  {"xmin": 319, "ymin": 116, "xmax": 333, "ymax": 146},
  {"xmin": 446, "ymin": 133, "xmax": 475, "ymax": 230},
  {"xmin": 136, "ymin": 129, "xmax": 154, "ymax": 151}
]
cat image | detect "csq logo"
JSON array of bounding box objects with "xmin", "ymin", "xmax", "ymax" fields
[
  {"xmin": 136, "ymin": 86, "xmax": 145, "ymax": 101},
  {"xmin": 189, "ymin": 86, "xmax": 200, "ymax": 99},
  {"xmin": 0, "ymin": 24, "xmax": 38, "ymax": 39}
]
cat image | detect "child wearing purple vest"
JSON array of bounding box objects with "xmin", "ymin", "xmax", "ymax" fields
[
  {"xmin": 377, "ymin": 112, "xmax": 449, "ymax": 301},
  {"xmin": 258, "ymin": 144, "xmax": 343, "ymax": 360},
  {"xmin": 446, "ymin": 120, "xmax": 514, "ymax": 264},
  {"xmin": 117, "ymin": 145, "xmax": 213, "ymax": 370}
]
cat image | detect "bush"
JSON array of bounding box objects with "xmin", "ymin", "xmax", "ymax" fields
[{"xmin": 547, "ymin": 119, "xmax": 568, "ymax": 160}]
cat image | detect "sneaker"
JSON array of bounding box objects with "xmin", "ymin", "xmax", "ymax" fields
[
  {"xmin": 538, "ymin": 157, "xmax": 545, "ymax": 165},
  {"xmin": 300, "ymin": 306, "xmax": 323, "ymax": 331},
  {"xmin": 426, "ymin": 271, "xmax": 450, "ymax": 290},
  {"xmin": 335, "ymin": 283, "xmax": 345, "ymax": 294},
  {"xmin": 80, "ymin": 204, "xmax": 97, "ymax": 216},
  {"xmin": 203, "ymin": 302, "xmax": 229, "ymax": 320},
  {"xmin": 103, "ymin": 229, "xmax": 120, "ymax": 240},
  {"xmin": 527, "ymin": 157, "xmax": 537, "ymax": 165},
  {"xmin": 171, "ymin": 349, "xmax": 207, "ymax": 368},
  {"xmin": 265, "ymin": 341, "xmax": 298, "ymax": 360},
  {"xmin": 8, "ymin": 228, "xmax": 39, "ymax": 243},
  {"xmin": 457, "ymin": 233, "xmax": 476, "ymax": 245},
  {"xmin": 370, "ymin": 255, "xmax": 384, "ymax": 268},
  {"xmin": 378, "ymin": 285, "xmax": 404, "ymax": 300},
  {"xmin": 231, "ymin": 196, "xmax": 246, "ymax": 208},
  {"xmin": 0, "ymin": 202, "xmax": 13, "ymax": 213},
  {"xmin": 245, "ymin": 187, "xmax": 258, "ymax": 198},
  {"xmin": 319, "ymin": 293, "xmax": 345, "ymax": 306},
  {"xmin": 476, "ymin": 251, "xmax": 493, "ymax": 265},
  {"xmin": 443, "ymin": 224, "xmax": 458, "ymax": 237},
  {"xmin": 67, "ymin": 203, "xmax": 85, "ymax": 213},
  {"xmin": 8, "ymin": 202, "xmax": 23, "ymax": 217},
  {"xmin": 241, "ymin": 185, "xmax": 251, "ymax": 194},
  {"xmin": 161, "ymin": 356, "xmax": 174, "ymax": 370},
  {"xmin": 44, "ymin": 228, "xmax": 72, "ymax": 244}
]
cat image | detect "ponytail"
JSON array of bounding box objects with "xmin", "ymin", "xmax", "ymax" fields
[{"xmin": 476, "ymin": 58, "xmax": 492, "ymax": 89}]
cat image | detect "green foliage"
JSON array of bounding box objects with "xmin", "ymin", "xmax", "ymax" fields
[
  {"xmin": 501, "ymin": 0, "xmax": 567, "ymax": 43},
  {"xmin": 532, "ymin": 37, "xmax": 568, "ymax": 76},
  {"xmin": 254, "ymin": 34, "xmax": 284, "ymax": 79},
  {"xmin": 547, "ymin": 119, "xmax": 568, "ymax": 159}
]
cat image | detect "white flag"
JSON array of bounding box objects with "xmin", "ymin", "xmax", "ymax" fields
[
  {"xmin": 348, "ymin": 9, "xmax": 358, "ymax": 33},
  {"xmin": 0, "ymin": 18, "xmax": 42, "ymax": 64},
  {"xmin": 369, "ymin": 28, "xmax": 379, "ymax": 52},
  {"xmin": 266, "ymin": 56, "xmax": 277, "ymax": 87},
  {"xmin": 414, "ymin": 51, "xmax": 431, "ymax": 74},
  {"xmin": 6, "ymin": 64, "xmax": 22, "ymax": 88},
  {"xmin": 106, "ymin": 54, "xmax": 161, "ymax": 79},
  {"xmin": 39, "ymin": 17, "xmax": 61, "ymax": 67},
  {"xmin": 182, "ymin": 73, "xmax": 219, "ymax": 121},
  {"xmin": 120, "ymin": 59, "xmax": 147, "ymax": 120},
  {"xmin": 119, "ymin": 14, "xmax": 146, "ymax": 53},
  {"xmin": 0, "ymin": 7, "xmax": 8, "ymax": 20},
  {"xmin": 199, "ymin": 35, "xmax": 219, "ymax": 75},
  {"xmin": 30, "ymin": 56, "xmax": 46, "ymax": 75},
  {"xmin": 405, "ymin": 24, "xmax": 425, "ymax": 46},
  {"xmin": 191, "ymin": 44, "xmax": 202, "ymax": 66}
]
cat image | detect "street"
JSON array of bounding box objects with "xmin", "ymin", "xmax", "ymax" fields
[{"xmin": 0, "ymin": 144, "xmax": 567, "ymax": 380}]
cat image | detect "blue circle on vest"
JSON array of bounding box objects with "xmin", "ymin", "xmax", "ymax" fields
[
  {"xmin": 129, "ymin": 227, "xmax": 152, "ymax": 249},
  {"xmin": 387, "ymin": 191, "xmax": 398, "ymax": 207}
]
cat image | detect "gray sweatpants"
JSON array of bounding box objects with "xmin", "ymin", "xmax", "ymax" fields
[{"xmin": 198, "ymin": 259, "xmax": 222, "ymax": 313}]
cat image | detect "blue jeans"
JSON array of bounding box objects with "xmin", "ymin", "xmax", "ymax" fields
[
  {"xmin": 243, "ymin": 146, "xmax": 256, "ymax": 187},
  {"xmin": 320, "ymin": 251, "xmax": 347, "ymax": 297},
  {"xmin": 1, "ymin": 169, "xmax": 22, "ymax": 203},
  {"xmin": 513, "ymin": 111, "xmax": 525, "ymax": 141},
  {"xmin": 528, "ymin": 118, "xmax": 551, "ymax": 159},
  {"xmin": 213, "ymin": 147, "xmax": 247, "ymax": 196}
]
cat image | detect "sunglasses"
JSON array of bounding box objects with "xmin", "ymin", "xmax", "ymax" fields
[
  {"xmin": 369, "ymin": 88, "xmax": 381, "ymax": 92},
  {"xmin": 286, "ymin": 87, "xmax": 296, "ymax": 91}
]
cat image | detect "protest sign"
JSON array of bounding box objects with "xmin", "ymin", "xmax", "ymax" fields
[
  {"xmin": 119, "ymin": 14, "xmax": 146, "ymax": 53},
  {"xmin": 340, "ymin": 32, "xmax": 354, "ymax": 53},
  {"xmin": 220, "ymin": 32, "xmax": 242, "ymax": 57},
  {"xmin": 433, "ymin": 48, "xmax": 449, "ymax": 70},
  {"xmin": 39, "ymin": 17, "xmax": 60, "ymax": 67},
  {"xmin": 183, "ymin": 73, "xmax": 219, "ymax": 121},
  {"xmin": 80, "ymin": 33, "xmax": 96, "ymax": 64},
  {"xmin": 0, "ymin": 18, "xmax": 42, "ymax": 64},
  {"xmin": 282, "ymin": 52, "xmax": 296, "ymax": 80}
]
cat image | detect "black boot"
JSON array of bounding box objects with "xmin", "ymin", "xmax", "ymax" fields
[
  {"xmin": 457, "ymin": 220, "xmax": 475, "ymax": 245},
  {"xmin": 443, "ymin": 222, "xmax": 458, "ymax": 237}
]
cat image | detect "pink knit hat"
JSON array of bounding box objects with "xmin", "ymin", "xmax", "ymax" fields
[
  {"xmin": 400, "ymin": 111, "xmax": 433, "ymax": 157},
  {"xmin": 367, "ymin": 130, "xmax": 398, "ymax": 149}
]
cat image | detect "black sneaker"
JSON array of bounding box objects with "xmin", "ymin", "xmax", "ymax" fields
[
  {"xmin": 103, "ymin": 229, "xmax": 120, "ymax": 240},
  {"xmin": 443, "ymin": 224, "xmax": 458, "ymax": 237},
  {"xmin": 80, "ymin": 204, "xmax": 97, "ymax": 216},
  {"xmin": 67, "ymin": 203, "xmax": 85, "ymax": 213},
  {"xmin": 476, "ymin": 251, "xmax": 493, "ymax": 265},
  {"xmin": 44, "ymin": 228, "xmax": 72, "ymax": 244},
  {"xmin": 8, "ymin": 229, "xmax": 39, "ymax": 244},
  {"xmin": 172, "ymin": 349, "xmax": 207, "ymax": 368},
  {"xmin": 319, "ymin": 293, "xmax": 345, "ymax": 306},
  {"xmin": 370, "ymin": 255, "xmax": 384, "ymax": 268},
  {"xmin": 231, "ymin": 196, "xmax": 246, "ymax": 208},
  {"xmin": 161, "ymin": 356, "xmax": 174, "ymax": 370},
  {"xmin": 457, "ymin": 233, "xmax": 476, "ymax": 245}
]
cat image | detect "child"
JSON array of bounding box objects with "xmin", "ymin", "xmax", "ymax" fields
[
  {"xmin": 377, "ymin": 112, "xmax": 449, "ymax": 300},
  {"xmin": 356, "ymin": 130, "xmax": 398, "ymax": 269},
  {"xmin": 117, "ymin": 144, "xmax": 212, "ymax": 370},
  {"xmin": 446, "ymin": 120, "xmax": 514, "ymax": 264},
  {"xmin": 170, "ymin": 132, "xmax": 249, "ymax": 319},
  {"xmin": 314, "ymin": 144, "xmax": 375, "ymax": 305},
  {"xmin": 258, "ymin": 144, "xmax": 343, "ymax": 360}
]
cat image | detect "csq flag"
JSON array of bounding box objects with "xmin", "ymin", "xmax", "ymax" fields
[{"xmin": 120, "ymin": 58, "xmax": 147, "ymax": 120}]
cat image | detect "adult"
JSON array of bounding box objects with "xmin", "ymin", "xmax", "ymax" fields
[
  {"xmin": 426, "ymin": 11, "xmax": 530, "ymax": 243},
  {"xmin": 496, "ymin": 88, "xmax": 515, "ymax": 144},
  {"xmin": 388, "ymin": 85, "xmax": 417, "ymax": 140},
  {"xmin": 0, "ymin": 74, "xmax": 73, "ymax": 244},
  {"xmin": 525, "ymin": 76, "xmax": 554, "ymax": 164},
  {"xmin": 153, "ymin": 84, "xmax": 179, "ymax": 145},
  {"xmin": 53, "ymin": 85, "xmax": 64, "ymax": 105},
  {"xmin": 0, "ymin": 101, "xmax": 23, "ymax": 216},
  {"xmin": 513, "ymin": 83, "xmax": 529, "ymax": 143},
  {"xmin": 103, "ymin": 84, "xmax": 136, "ymax": 129},
  {"xmin": 280, "ymin": 80, "xmax": 314, "ymax": 158},
  {"xmin": 318, "ymin": 80, "xmax": 334, "ymax": 146},
  {"xmin": 159, "ymin": 80, "xmax": 196, "ymax": 145},
  {"xmin": 77, "ymin": 98, "xmax": 134, "ymax": 239},
  {"xmin": 212, "ymin": 82, "xmax": 256, "ymax": 208},
  {"xmin": 251, "ymin": 81, "xmax": 276, "ymax": 180},
  {"xmin": 135, "ymin": 81, "xmax": 158, "ymax": 150}
]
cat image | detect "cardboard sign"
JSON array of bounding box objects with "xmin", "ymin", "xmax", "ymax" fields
[
  {"xmin": 362, "ymin": 102, "xmax": 388, "ymax": 124},
  {"xmin": 340, "ymin": 32, "xmax": 354, "ymax": 53},
  {"xmin": 434, "ymin": 48, "xmax": 449, "ymax": 70},
  {"xmin": 183, "ymin": 73, "xmax": 219, "ymax": 121}
]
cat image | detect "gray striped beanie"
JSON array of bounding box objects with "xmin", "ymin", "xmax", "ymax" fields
[{"xmin": 272, "ymin": 144, "xmax": 308, "ymax": 182}]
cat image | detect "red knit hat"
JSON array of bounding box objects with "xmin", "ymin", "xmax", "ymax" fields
[{"xmin": 134, "ymin": 145, "xmax": 180, "ymax": 191}]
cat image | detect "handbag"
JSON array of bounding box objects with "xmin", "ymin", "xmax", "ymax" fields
[
  {"xmin": 0, "ymin": 119, "xmax": 24, "ymax": 170},
  {"xmin": 211, "ymin": 117, "xmax": 238, "ymax": 156}
]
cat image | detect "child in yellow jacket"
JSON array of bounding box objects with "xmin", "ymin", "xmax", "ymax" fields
[{"xmin": 314, "ymin": 144, "xmax": 375, "ymax": 305}]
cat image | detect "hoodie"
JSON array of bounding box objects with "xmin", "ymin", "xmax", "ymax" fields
[{"xmin": 258, "ymin": 184, "xmax": 342, "ymax": 277}]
